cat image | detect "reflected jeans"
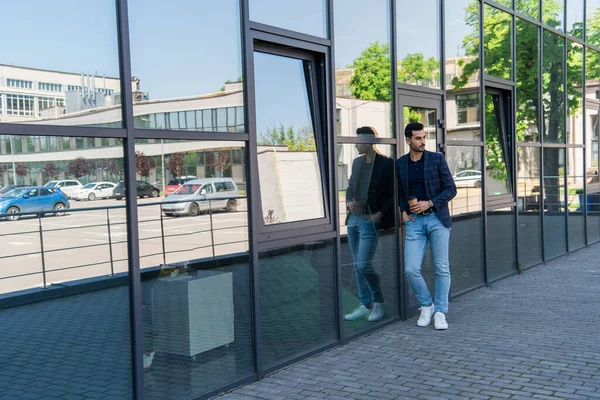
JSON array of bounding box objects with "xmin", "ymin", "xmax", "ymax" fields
[
  {"xmin": 347, "ymin": 213, "xmax": 384, "ymax": 306},
  {"xmin": 404, "ymin": 213, "xmax": 451, "ymax": 313}
]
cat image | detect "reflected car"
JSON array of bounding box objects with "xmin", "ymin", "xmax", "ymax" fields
[
  {"xmin": 162, "ymin": 178, "xmax": 239, "ymax": 216},
  {"xmin": 44, "ymin": 179, "xmax": 83, "ymax": 199},
  {"xmin": 74, "ymin": 182, "xmax": 117, "ymax": 201},
  {"xmin": 113, "ymin": 180, "xmax": 160, "ymax": 200},
  {"xmin": 453, "ymin": 170, "xmax": 482, "ymax": 188},
  {"xmin": 164, "ymin": 176, "xmax": 197, "ymax": 195},
  {"xmin": 0, "ymin": 184, "xmax": 28, "ymax": 196},
  {"xmin": 0, "ymin": 187, "xmax": 70, "ymax": 221}
]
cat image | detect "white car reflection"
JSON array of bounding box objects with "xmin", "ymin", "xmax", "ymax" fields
[
  {"xmin": 74, "ymin": 182, "xmax": 116, "ymax": 201},
  {"xmin": 453, "ymin": 170, "xmax": 482, "ymax": 188}
]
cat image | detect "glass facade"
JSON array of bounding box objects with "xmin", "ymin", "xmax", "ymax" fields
[{"xmin": 1, "ymin": 1, "xmax": 600, "ymax": 399}]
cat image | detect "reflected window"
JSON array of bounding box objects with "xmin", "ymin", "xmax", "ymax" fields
[
  {"xmin": 129, "ymin": 0, "xmax": 244, "ymax": 132},
  {"xmin": 516, "ymin": 0, "xmax": 539, "ymax": 19},
  {"xmin": 567, "ymin": 0, "xmax": 584, "ymax": 37},
  {"xmin": 485, "ymin": 92, "xmax": 512, "ymax": 197},
  {"xmin": 254, "ymin": 50, "xmax": 326, "ymax": 225},
  {"xmin": 543, "ymin": 147, "xmax": 566, "ymax": 258},
  {"xmin": 543, "ymin": 0, "xmax": 564, "ymax": 30},
  {"xmin": 250, "ymin": 0, "xmax": 327, "ymax": 38},
  {"xmin": 567, "ymin": 42, "xmax": 583, "ymax": 145},
  {"xmin": 587, "ymin": 0, "xmax": 600, "ymax": 46},
  {"xmin": 447, "ymin": 146, "xmax": 483, "ymax": 215},
  {"xmin": 484, "ymin": 6, "xmax": 513, "ymax": 80},
  {"xmin": 397, "ymin": 0, "xmax": 441, "ymax": 89},
  {"xmin": 517, "ymin": 146, "xmax": 542, "ymax": 266},
  {"xmin": 516, "ymin": 18, "xmax": 540, "ymax": 143},
  {"xmin": 456, "ymin": 93, "xmax": 480, "ymax": 125},
  {"xmin": 542, "ymin": 30, "xmax": 565, "ymax": 144}
]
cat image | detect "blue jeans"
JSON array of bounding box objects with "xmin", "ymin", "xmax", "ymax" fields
[
  {"xmin": 347, "ymin": 213, "xmax": 384, "ymax": 306},
  {"xmin": 404, "ymin": 213, "xmax": 451, "ymax": 313}
]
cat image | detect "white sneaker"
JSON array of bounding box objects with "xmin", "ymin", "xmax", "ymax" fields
[
  {"xmin": 434, "ymin": 312, "xmax": 448, "ymax": 330},
  {"xmin": 143, "ymin": 351, "xmax": 155, "ymax": 369},
  {"xmin": 345, "ymin": 305, "xmax": 370, "ymax": 321},
  {"xmin": 417, "ymin": 304, "xmax": 435, "ymax": 327},
  {"xmin": 368, "ymin": 303, "xmax": 384, "ymax": 322}
]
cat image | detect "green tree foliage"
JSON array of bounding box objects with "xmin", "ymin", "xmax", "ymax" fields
[
  {"xmin": 347, "ymin": 42, "xmax": 392, "ymax": 101},
  {"xmin": 398, "ymin": 53, "xmax": 439, "ymax": 87},
  {"xmin": 258, "ymin": 124, "xmax": 317, "ymax": 151}
]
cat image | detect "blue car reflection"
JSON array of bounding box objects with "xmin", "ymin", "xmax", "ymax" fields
[{"xmin": 0, "ymin": 187, "xmax": 70, "ymax": 221}]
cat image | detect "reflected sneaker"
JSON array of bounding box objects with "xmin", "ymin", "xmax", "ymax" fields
[
  {"xmin": 434, "ymin": 312, "xmax": 448, "ymax": 330},
  {"xmin": 143, "ymin": 351, "xmax": 155, "ymax": 369},
  {"xmin": 368, "ymin": 303, "xmax": 384, "ymax": 322},
  {"xmin": 345, "ymin": 305, "xmax": 370, "ymax": 321},
  {"xmin": 417, "ymin": 304, "xmax": 435, "ymax": 327}
]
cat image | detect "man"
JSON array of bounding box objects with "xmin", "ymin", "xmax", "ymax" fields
[
  {"xmin": 397, "ymin": 122, "xmax": 456, "ymax": 330},
  {"xmin": 344, "ymin": 126, "xmax": 394, "ymax": 322}
]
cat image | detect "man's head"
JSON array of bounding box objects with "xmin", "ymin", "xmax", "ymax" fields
[
  {"xmin": 404, "ymin": 122, "xmax": 426, "ymax": 153},
  {"xmin": 355, "ymin": 126, "xmax": 378, "ymax": 155}
]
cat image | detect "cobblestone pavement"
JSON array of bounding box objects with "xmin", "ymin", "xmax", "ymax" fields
[{"xmin": 217, "ymin": 243, "xmax": 600, "ymax": 400}]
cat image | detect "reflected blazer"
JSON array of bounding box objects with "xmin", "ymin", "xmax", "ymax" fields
[{"xmin": 396, "ymin": 150, "xmax": 457, "ymax": 228}]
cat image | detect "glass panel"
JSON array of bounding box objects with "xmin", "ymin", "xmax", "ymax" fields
[
  {"xmin": 254, "ymin": 52, "xmax": 325, "ymax": 225},
  {"xmin": 517, "ymin": 146, "xmax": 543, "ymax": 267},
  {"xmin": 543, "ymin": 30, "xmax": 565, "ymax": 144},
  {"xmin": 567, "ymin": 148, "xmax": 585, "ymax": 249},
  {"xmin": 543, "ymin": 147, "xmax": 566, "ymax": 258},
  {"xmin": 567, "ymin": 42, "xmax": 584, "ymax": 145},
  {"xmin": 586, "ymin": 49, "xmax": 600, "ymax": 243},
  {"xmin": 494, "ymin": 0, "xmax": 512, "ymax": 8},
  {"xmin": 334, "ymin": 0, "xmax": 393, "ymax": 138},
  {"xmin": 543, "ymin": 0, "xmax": 564, "ymax": 31},
  {"xmin": 402, "ymin": 106, "xmax": 437, "ymax": 155},
  {"xmin": 135, "ymin": 139, "xmax": 252, "ymax": 399},
  {"xmin": 446, "ymin": 146, "xmax": 485, "ymax": 294},
  {"xmin": 516, "ymin": 19, "xmax": 540, "ymax": 143},
  {"xmin": 397, "ymin": 0, "xmax": 441, "ymax": 89},
  {"xmin": 567, "ymin": 0, "xmax": 584, "ymax": 38},
  {"xmin": 0, "ymin": 135, "xmax": 131, "ymax": 398},
  {"xmin": 0, "ymin": 2, "xmax": 121, "ymax": 127},
  {"xmin": 484, "ymin": 6, "xmax": 513, "ymax": 80},
  {"xmin": 445, "ymin": 0, "xmax": 482, "ymax": 142},
  {"xmin": 487, "ymin": 206, "xmax": 517, "ymax": 280},
  {"xmin": 249, "ymin": 0, "xmax": 327, "ymax": 38},
  {"xmin": 485, "ymin": 93, "xmax": 511, "ymax": 196},
  {"xmin": 259, "ymin": 240, "xmax": 336, "ymax": 368},
  {"xmin": 586, "ymin": 0, "xmax": 600, "ymax": 46},
  {"xmin": 129, "ymin": 0, "xmax": 244, "ymax": 132},
  {"xmin": 337, "ymin": 144, "xmax": 397, "ymax": 336}
]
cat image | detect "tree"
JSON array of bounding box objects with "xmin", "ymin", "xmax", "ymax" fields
[
  {"xmin": 15, "ymin": 163, "xmax": 30, "ymax": 177},
  {"xmin": 67, "ymin": 157, "xmax": 92, "ymax": 179},
  {"xmin": 42, "ymin": 162, "xmax": 60, "ymax": 179},
  {"xmin": 398, "ymin": 53, "xmax": 440, "ymax": 87},
  {"xmin": 258, "ymin": 124, "xmax": 316, "ymax": 151},
  {"xmin": 347, "ymin": 42, "xmax": 392, "ymax": 101},
  {"xmin": 135, "ymin": 151, "xmax": 155, "ymax": 179},
  {"xmin": 101, "ymin": 159, "xmax": 122, "ymax": 177},
  {"xmin": 213, "ymin": 151, "xmax": 232, "ymax": 177},
  {"xmin": 166, "ymin": 152, "xmax": 185, "ymax": 177}
]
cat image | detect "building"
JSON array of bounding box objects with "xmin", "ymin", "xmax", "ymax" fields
[{"xmin": 0, "ymin": 1, "xmax": 599, "ymax": 400}]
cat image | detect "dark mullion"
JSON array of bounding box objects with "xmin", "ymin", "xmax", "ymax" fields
[
  {"xmin": 132, "ymin": 128, "xmax": 249, "ymax": 141},
  {"xmin": 0, "ymin": 123, "xmax": 126, "ymax": 138},
  {"xmin": 483, "ymin": 0, "xmax": 515, "ymax": 15},
  {"xmin": 512, "ymin": 9, "xmax": 520, "ymax": 274},
  {"xmin": 115, "ymin": 0, "xmax": 144, "ymax": 399},
  {"xmin": 582, "ymin": 44, "xmax": 588, "ymax": 245},
  {"xmin": 479, "ymin": 0, "xmax": 490, "ymax": 286},
  {"xmin": 538, "ymin": 19, "xmax": 546, "ymax": 262},
  {"xmin": 564, "ymin": 34, "xmax": 570, "ymax": 252},
  {"xmin": 336, "ymin": 137, "xmax": 396, "ymax": 145},
  {"xmin": 248, "ymin": 21, "xmax": 332, "ymax": 47}
]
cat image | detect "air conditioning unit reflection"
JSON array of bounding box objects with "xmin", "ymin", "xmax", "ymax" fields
[
  {"xmin": 458, "ymin": 161, "xmax": 467, "ymax": 168},
  {"xmin": 466, "ymin": 159, "xmax": 473, "ymax": 168}
]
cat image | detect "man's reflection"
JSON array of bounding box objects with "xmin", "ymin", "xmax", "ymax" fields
[{"xmin": 344, "ymin": 126, "xmax": 394, "ymax": 322}]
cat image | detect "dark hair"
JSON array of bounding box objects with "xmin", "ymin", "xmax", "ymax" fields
[
  {"xmin": 404, "ymin": 122, "xmax": 424, "ymax": 139},
  {"xmin": 356, "ymin": 126, "xmax": 379, "ymax": 137}
]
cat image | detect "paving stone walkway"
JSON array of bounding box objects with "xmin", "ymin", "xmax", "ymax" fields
[{"xmin": 217, "ymin": 243, "xmax": 600, "ymax": 400}]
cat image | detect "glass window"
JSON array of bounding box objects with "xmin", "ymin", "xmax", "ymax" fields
[
  {"xmin": 0, "ymin": 1, "xmax": 121, "ymax": 127},
  {"xmin": 446, "ymin": 146, "xmax": 485, "ymax": 293},
  {"xmin": 136, "ymin": 139, "xmax": 251, "ymax": 399},
  {"xmin": 445, "ymin": 0, "xmax": 481, "ymax": 142},
  {"xmin": 129, "ymin": 0, "xmax": 243, "ymax": 132},
  {"xmin": 567, "ymin": 148, "xmax": 585, "ymax": 250},
  {"xmin": 517, "ymin": 146, "xmax": 543, "ymax": 267},
  {"xmin": 334, "ymin": 0, "xmax": 393, "ymax": 137},
  {"xmin": 516, "ymin": 0, "xmax": 539, "ymax": 19},
  {"xmin": 543, "ymin": 0, "xmax": 564, "ymax": 30},
  {"xmin": 567, "ymin": 42, "xmax": 584, "ymax": 145},
  {"xmin": 543, "ymin": 30, "xmax": 565, "ymax": 144},
  {"xmin": 567, "ymin": 0, "xmax": 584, "ymax": 38},
  {"xmin": 516, "ymin": 19, "xmax": 540, "ymax": 143},
  {"xmin": 0, "ymin": 135, "xmax": 131, "ymax": 399},
  {"xmin": 485, "ymin": 93, "xmax": 512, "ymax": 197},
  {"xmin": 259, "ymin": 241, "xmax": 336, "ymax": 368},
  {"xmin": 402, "ymin": 106, "xmax": 438, "ymax": 155},
  {"xmin": 336, "ymin": 143, "xmax": 397, "ymax": 336},
  {"xmin": 254, "ymin": 51, "xmax": 326, "ymax": 225},
  {"xmin": 487, "ymin": 206, "xmax": 516, "ymax": 280},
  {"xmin": 484, "ymin": 6, "xmax": 513, "ymax": 80},
  {"xmin": 397, "ymin": 0, "xmax": 441, "ymax": 89},
  {"xmin": 586, "ymin": 0, "xmax": 600, "ymax": 46},
  {"xmin": 249, "ymin": 0, "xmax": 327, "ymax": 38},
  {"xmin": 586, "ymin": 49, "xmax": 600, "ymax": 243},
  {"xmin": 543, "ymin": 147, "xmax": 566, "ymax": 258}
]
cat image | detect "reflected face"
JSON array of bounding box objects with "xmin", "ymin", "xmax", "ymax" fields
[
  {"xmin": 406, "ymin": 130, "xmax": 426, "ymax": 153},
  {"xmin": 355, "ymin": 142, "xmax": 372, "ymax": 155}
]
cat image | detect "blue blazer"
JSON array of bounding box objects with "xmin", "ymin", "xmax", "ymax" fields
[{"xmin": 396, "ymin": 150, "xmax": 457, "ymax": 228}]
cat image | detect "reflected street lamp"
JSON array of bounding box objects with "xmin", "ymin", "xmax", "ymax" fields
[{"xmin": 9, "ymin": 135, "xmax": 17, "ymax": 184}]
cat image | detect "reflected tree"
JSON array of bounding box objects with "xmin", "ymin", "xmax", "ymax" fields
[
  {"xmin": 42, "ymin": 162, "xmax": 60, "ymax": 179},
  {"xmin": 166, "ymin": 152, "xmax": 184, "ymax": 177},
  {"xmin": 347, "ymin": 42, "xmax": 392, "ymax": 101},
  {"xmin": 258, "ymin": 124, "xmax": 316, "ymax": 151},
  {"xmin": 67, "ymin": 157, "xmax": 92, "ymax": 179},
  {"xmin": 135, "ymin": 151, "xmax": 155, "ymax": 180},
  {"xmin": 15, "ymin": 163, "xmax": 30, "ymax": 179}
]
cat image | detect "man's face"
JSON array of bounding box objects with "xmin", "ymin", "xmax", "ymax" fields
[{"xmin": 405, "ymin": 129, "xmax": 426, "ymax": 153}]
